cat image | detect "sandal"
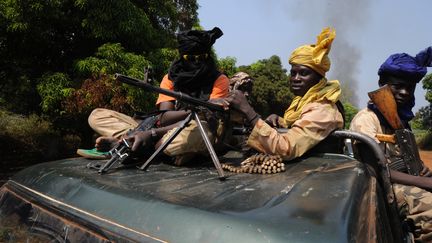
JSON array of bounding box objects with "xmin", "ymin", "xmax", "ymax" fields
[{"xmin": 77, "ymin": 148, "xmax": 111, "ymax": 160}]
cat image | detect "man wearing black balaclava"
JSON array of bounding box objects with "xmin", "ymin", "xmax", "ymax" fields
[{"xmin": 83, "ymin": 27, "xmax": 229, "ymax": 165}]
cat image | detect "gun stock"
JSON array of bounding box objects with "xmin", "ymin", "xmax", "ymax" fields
[
  {"xmin": 368, "ymin": 85, "xmax": 404, "ymax": 130},
  {"xmin": 376, "ymin": 133, "xmax": 396, "ymax": 144}
]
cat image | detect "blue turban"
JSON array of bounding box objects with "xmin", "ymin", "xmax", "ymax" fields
[{"xmin": 378, "ymin": 46, "xmax": 432, "ymax": 83}]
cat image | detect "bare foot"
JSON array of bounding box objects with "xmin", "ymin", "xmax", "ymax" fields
[{"xmin": 95, "ymin": 136, "xmax": 119, "ymax": 152}]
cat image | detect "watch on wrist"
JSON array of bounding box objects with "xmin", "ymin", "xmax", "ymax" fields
[{"xmin": 247, "ymin": 112, "xmax": 260, "ymax": 125}]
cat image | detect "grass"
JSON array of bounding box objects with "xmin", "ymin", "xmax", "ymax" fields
[{"xmin": 0, "ymin": 109, "xmax": 80, "ymax": 166}]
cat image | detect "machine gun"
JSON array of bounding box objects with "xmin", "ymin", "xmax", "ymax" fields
[
  {"xmin": 90, "ymin": 113, "xmax": 160, "ymax": 174},
  {"xmin": 368, "ymin": 84, "xmax": 424, "ymax": 176},
  {"xmin": 114, "ymin": 73, "xmax": 227, "ymax": 179}
]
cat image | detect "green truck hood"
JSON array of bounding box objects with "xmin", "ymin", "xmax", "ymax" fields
[{"xmin": 1, "ymin": 154, "xmax": 389, "ymax": 242}]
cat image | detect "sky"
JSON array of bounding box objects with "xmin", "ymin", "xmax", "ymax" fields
[{"xmin": 197, "ymin": 0, "xmax": 432, "ymax": 112}]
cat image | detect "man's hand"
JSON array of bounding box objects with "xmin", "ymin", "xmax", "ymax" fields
[
  {"xmin": 225, "ymin": 90, "xmax": 252, "ymax": 114},
  {"xmin": 420, "ymin": 166, "xmax": 432, "ymax": 177},
  {"xmin": 265, "ymin": 114, "xmax": 281, "ymax": 128},
  {"xmin": 224, "ymin": 90, "xmax": 259, "ymax": 126},
  {"xmin": 125, "ymin": 130, "xmax": 153, "ymax": 152}
]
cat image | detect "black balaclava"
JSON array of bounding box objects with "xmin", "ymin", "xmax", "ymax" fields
[{"xmin": 168, "ymin": 27, "xmax": 223, "ymax": 99}]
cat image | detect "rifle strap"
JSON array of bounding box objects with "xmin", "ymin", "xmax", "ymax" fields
[{"xmin": 335, "ymin": 100, "xmax": 346, "ymax": 128}]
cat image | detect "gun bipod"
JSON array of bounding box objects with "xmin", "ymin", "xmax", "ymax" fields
[{"xmin": 139, "ymin": 111, "xmax": 226, "ymax": 180}]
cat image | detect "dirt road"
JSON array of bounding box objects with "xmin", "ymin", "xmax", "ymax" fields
[{"xmin": 420, "ymin": 150, "xmax": 432, "ymax": 169}]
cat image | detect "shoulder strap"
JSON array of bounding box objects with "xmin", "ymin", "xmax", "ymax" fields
[{"xmin": 335, "ymin": 100, "xmax": 346, "ymax": 128}]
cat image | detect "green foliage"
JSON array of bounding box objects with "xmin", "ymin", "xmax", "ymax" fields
[
  {"xmin": 37, "ymin": 72, "xmax": 74, "ymax": 115},
  {"xmin": 217, "ymin": 56, "xmax": 238, "ymax": 77},
  {"xmin": 64, "ymin": 75, "xmax": 126, "ymax": 114},
  {"xmin": 411, "ymin": 119, "xmax": 423, "ymax": 130},
  {"xmin": 72, "ymin": 43, "xmax": 156, "ymax": 114},
  {"xmin": 59, "ymin": 43, "xmax": 161, "ymax": 146},
  {"xmin": 423, "ymin": 73, "xmax": 432, "ymax": 103},
  {"xmin": 411, "ymin": 106, "xmax": 432, "ymax": 131},
  {"xmin": 0, "ymin": 0, "xmax": 198, "ymax": 114},
  {"xmin": 342, "ymin": 102, "xmax": 359, "ymax": 129},
  {"xmin": 75, "ymin": 43, "xmax": 151, "ymax": 77},
  {"xmin": 0, "ymin": 73, "xmax": 38, "ymax": 114},
  {"xmin": 0, "ymin": 0, "xmax": 207, "ymax": 158},
  {"xmin": 0, "ymin": 110, "xmax": 56, "ymax": 144},
  {"xmin": 413, "ymin": 73, "xmax": 432, "ymax": 148},
  {"xmin": 0, "ymin": 109, "xmax": 68, "ymax": 162},
  {"xmin": 147, "ymin": 47, "xmax": 179, "ymax": 79},
  {"xmin": 416, "ymin": 130, "xmax": 432, "ymax": 150},
  {"xmin": 239, "ymin": 55, "xmax": 292, "ymax": 117}
]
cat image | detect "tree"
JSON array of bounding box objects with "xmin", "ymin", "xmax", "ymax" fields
[
  {"xmin": 55, "ymin": 43, "xmax": 162, "ymax": 145},
  {"xmin": 423, "ymin": 73, "xmax": 432, "ymax": 104},
  {"xmin": 420, "ymin": 73, "xmax": 432, "ymax": 130},
  {"xmin": 412, "ymin": 106, "xmax": 432, "ymax": 130},
  {"xmin": 342, "ymin": 102, "xmax": 359, "ymax": 129},
  {"xmin": 0, "ymin": 0, "xmax": 198, "ymax": 114},
  {"xmin": 414, "ymin": 73, "xmax": 432, "ymax": 131},
  {"xmin": 64, "ymin": 43, "xmax": 155, "ymax": 115},
  {"xmin": 412, "ymin": 73, "xmax": 432, "ymax": 149},
  {"xmin": 217, "ymin": 56, "xmax": 238, "ymax": 77},
  {"xmin": 239, "ymin": 55, "xmax": 293, "ymax": 117}
]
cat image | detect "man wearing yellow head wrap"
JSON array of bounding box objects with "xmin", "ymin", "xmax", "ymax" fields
[{"xmin": 225, "ymin": 27, "xmax": 344, "ymax": 160}]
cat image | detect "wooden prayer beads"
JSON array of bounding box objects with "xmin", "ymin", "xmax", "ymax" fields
[{"xmin": 221, "ymin": 153, "xmax": 285, "ymax": 174}]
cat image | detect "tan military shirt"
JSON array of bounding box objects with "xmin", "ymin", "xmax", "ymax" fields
[
  {"xmin": 247, "ymin": 100, "xmax": 344, "ymax": 160},
  {"xmin": 349, "ymin": 108, "xmax": 399, "ymax": 158}
]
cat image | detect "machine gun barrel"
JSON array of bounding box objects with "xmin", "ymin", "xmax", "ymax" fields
[{"xmin": 114, "ymin": 74, "xmax": 225, "ymax": 112}]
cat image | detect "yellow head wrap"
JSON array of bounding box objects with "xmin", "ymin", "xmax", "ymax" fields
[
  {"xmin": 282, "ymin": 79, "xmax": 341, "ymax": 127},
  {"xmin": 288, "ymin": 27, "xmax": 336, "ymax": 77},
  {"xmin": 283, "ymin": 27, "xmax": 340, "ymax": 127}
]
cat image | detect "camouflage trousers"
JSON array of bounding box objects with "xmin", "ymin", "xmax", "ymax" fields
[{"xmin": 394, "ymin": 184, "xmax": 432, "ymax": 242}]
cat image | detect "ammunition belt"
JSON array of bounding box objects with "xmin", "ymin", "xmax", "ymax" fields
[{"xmin": 222, "ymin": 153, "xmax": 285, "ymax": 174}]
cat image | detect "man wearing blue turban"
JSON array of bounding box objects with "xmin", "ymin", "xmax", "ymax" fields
[{"xmin": 350, "ymin": 47, "xmax": 432, "ymax": 242}]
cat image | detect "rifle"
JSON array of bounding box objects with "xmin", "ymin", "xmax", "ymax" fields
[
  {"xmin": 114, "ymin": 73, "xmax": 226, "ymax": 179},
  {"xmin": 368, "ymin": 84, "xmax": 424, "ymax": 176},
  {"xmin": 89, "ymin": 113, "xmax": 160, "ymax": 174}
]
